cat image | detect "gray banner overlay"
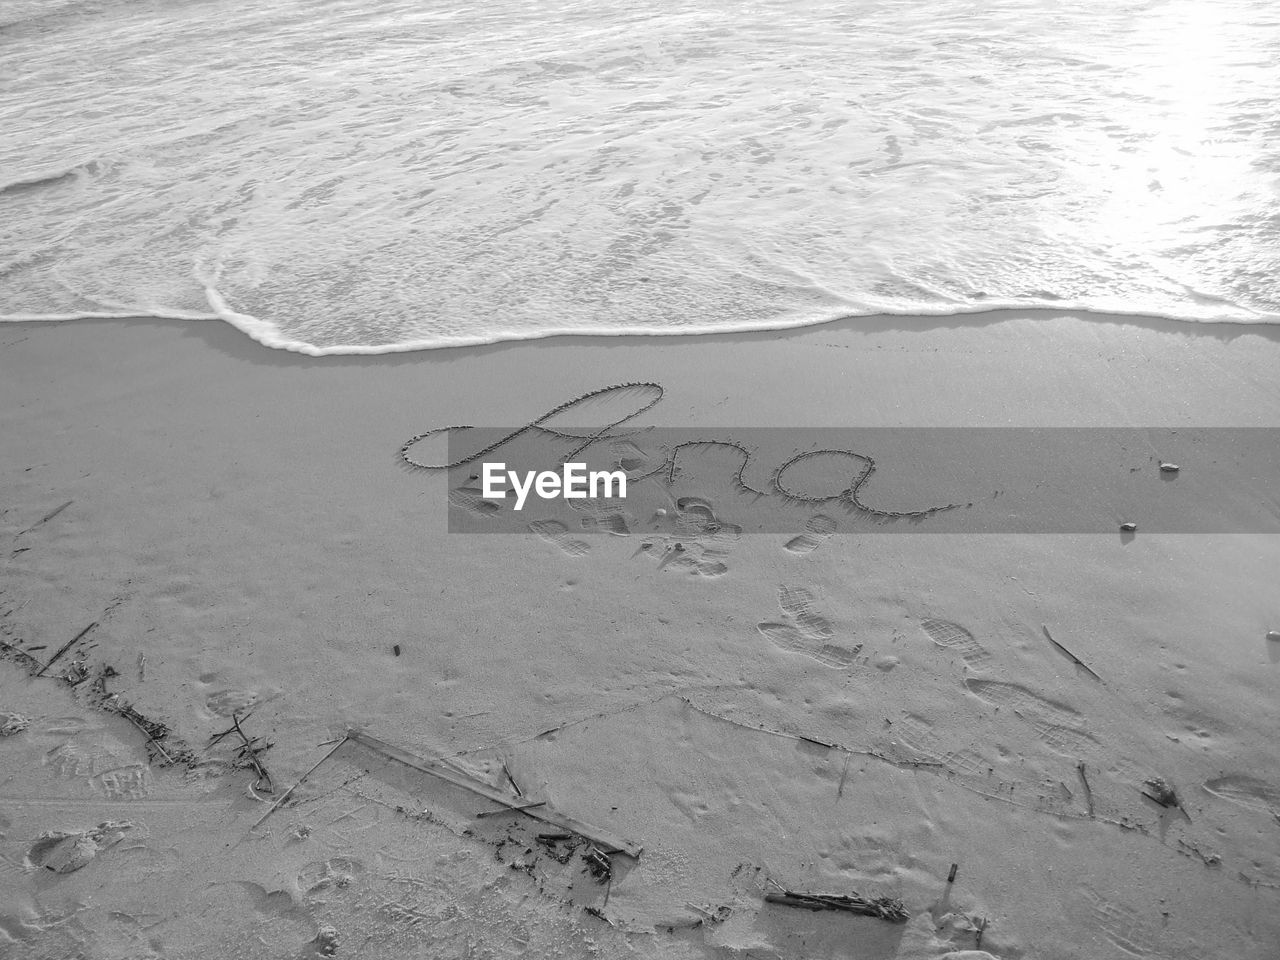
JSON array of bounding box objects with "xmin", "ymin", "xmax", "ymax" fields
[{"xmin": 417, "ymin": 427, "xmax": 1280, "ymax": 534}]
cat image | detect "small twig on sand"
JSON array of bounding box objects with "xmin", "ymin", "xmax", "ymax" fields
[
  {"xmin": 228, "ymin": 712, "xmax": 273, "ymax": 793},
  {"xmin": 17, "ymin": 500, "xmax": 73, "ymax": 537},
  {"xmin": 798, "ymin": 734, "xmax": 834, "ymax": 749},
  {"xmin": 253, "ymin": 736, "xmax": 350, "ymax": 829},
  {"xmin": 476, "ymin": 800, "xmax": 546, "ymax": 818},
  {"xmin": 836, "ymin": 753, "xmax": 851, "ymax": 799},
  {"xmin": 1042, "ymin": 625, "xmax": 1103, "ymax": 682},
  {"xmin": 976, "ymin": 916, "xmax": 989, "ymax": 949},
  {"xmin": 502, "ymin": 762, "xmax": 523, "ymax": 797},
  {"xmin": 0, "ymin": 639, "xmax": 44, "ymax": 672},
  {"xmin": 119, "ymin": 709, "xmax": 175, "ymax": 765},
  {"xmin": 35, "ymin": 621, "xmax": 97, "ymax": 677},
  {"xmin": 1077, "ymin": 761, "xmax": 1095, "ymax": 818}
]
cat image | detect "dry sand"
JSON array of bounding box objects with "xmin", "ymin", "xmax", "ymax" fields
[{"xmin": 2, "ymin": 311, "xmax": 1279, "ymax": 959}]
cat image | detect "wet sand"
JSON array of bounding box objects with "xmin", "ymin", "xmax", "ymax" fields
[{"xmin": 2, "ymin": 311, "xmax": 1279, "ymax": 959}]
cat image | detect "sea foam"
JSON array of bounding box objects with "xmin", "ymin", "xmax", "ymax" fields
[{"xmin": 2, "ymin": 0, "xmax": 1278, "ymax": 354}]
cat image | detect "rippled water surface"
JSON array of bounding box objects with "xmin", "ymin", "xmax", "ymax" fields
[{"xmin": 2, "ymin": 0, "xmax": 1278, "ymax": 352}]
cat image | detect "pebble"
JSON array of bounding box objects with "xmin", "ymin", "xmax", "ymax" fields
[
  {"xmin": 1160, "ymin": 462, "xmax": 1180, "ymax": 473},
  {"xmin": 1120, "ymin": 522, "xmax": 1138, "ymax": 532}
]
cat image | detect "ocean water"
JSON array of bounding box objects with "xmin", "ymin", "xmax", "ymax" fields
[{"xmin": 2, "ymin": 0, "xmax": 1277, "ymax": 354}]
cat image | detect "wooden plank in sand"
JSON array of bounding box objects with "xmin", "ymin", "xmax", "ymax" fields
[{"xmin": 345, "ymin": 729, "xmax": 643, "ymax": 858}]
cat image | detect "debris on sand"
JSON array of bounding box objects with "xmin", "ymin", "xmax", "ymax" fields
[
  {"xmin": 209, "ymin": 711, "xmax": 274, "ymax": 793},
  {"xmin": 0, "ymin": 711, "xmax": 30, "ymax": 736},
  {"xmin": 312, "ymin": 925, "xmax": 340, "ymax": 956},
  {"xmin": 26, "ymin": 821, "xmax": 134, "ymax": 874},
  {"xmin": 1120, "ymin": 522, "xmax": 1137, "ymax": 532},
  {"xmin": 1042, "ymin": 625, "xmax": 1103, "ymax": 682},
  {"xmin": 765, "ymin": 889, "xmax": 910, "ymax": 922},
  {"xmin": 1159, "ymin": 462, "xmax": 1180, "ymax": 473},
  {"xmin": 1143, "ymin": 776, "xmax": 1185, "ymax": 814},
  {"xmin": 345, "ymin": 729, "xmax": 643, "ymax": 858},
  {"xmin": 584, "ymin": 845, "xmax": 612, "ymax": 883}
]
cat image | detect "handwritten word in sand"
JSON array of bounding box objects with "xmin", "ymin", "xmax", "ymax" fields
[{"xmin": 400, "ymin": 382, "xmax": 961, "ymax": 520}]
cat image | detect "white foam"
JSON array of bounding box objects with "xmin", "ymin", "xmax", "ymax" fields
[{"xmin": 2, "ymin": 0, "xmax": 1278, "ymax": 353}]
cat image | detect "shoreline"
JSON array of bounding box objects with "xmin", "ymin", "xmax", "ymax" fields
[{"xmin": 5, "ymin": 302, "xmax": 1280, "ymax": 362}]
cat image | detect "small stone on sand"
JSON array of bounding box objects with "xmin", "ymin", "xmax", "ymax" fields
[
  {"xmin": 1120, "ymin": 522, "xmax": 1137, "ymax": 532},
  {"xmin": 1160, "ymin": 462, "xmax": 1180, "ymax": 473}
]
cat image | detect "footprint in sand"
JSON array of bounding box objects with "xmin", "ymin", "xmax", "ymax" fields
[
  {"xmin": 448, "ymin": 484, "xmax": 503, "ymax": 517},
  {"xmin": 205, "ymin": 688, "xmax": 264, "ymax": 717},
  {"xmin": 637, "ymin": 496, "xmax": 739, "ymax": 576},
  {"xmin": 1070, "ymin": 887, "xmax": 1165, "ymax": 958},
  {"xmin": 962, "ymin": 677, "xmax": 1119, "ymax": 762},
  {"xmin": 43, "ymin": 740, "xmax": 126, "ymax": 779},
  {"xmin": 610, "ymin": 439, "xmax": 653, "ymax": 474},
  {"xmin": 1024, "ymin": 718, "xmax": 1102, "ymax": 758},
  {"xmin": 777, "ymin": 585, "xmax": 836, "ymax": 640},
  {"xmin": 528, "ymin": 519, "xmax": 589, "ymax": 557},
  {"xmin": 758, "ymin": 586, "xmax": 860, "ymax": 668},
  {"xmin": 92, "ymin": 765, "xmax": 150, "ymax": 800},
  {"xmin": 888, "ymin": 714, "xmax": 988, "ymax": 777},
  {"xmin": 1203, "ymin": 774, "xmax": 1280, "ymax": 817},
  {"xmin": 964, "ymin": 678, "xmax": 1082, "ymax": 728},
  {"xmin": 580, "ymin": 511, "xmax": 631, "ymax": 535},
  {"xmin": 784, "ymin": 515, "xmax": 837, "ymax": 555},
  {"xmin": 639, "ymin": 540, "xmax": 728, "ymax": 577},
  {"xmin": 298, "ymin": 857, "xmax": 366, "ymax": 898},
  {"xmin": 921, "ymin": 618, "xmax": 992, "ymax": 670},
  {"xmin": 569, "ymin": 497, "xmax": 632, "ymax": 536}
]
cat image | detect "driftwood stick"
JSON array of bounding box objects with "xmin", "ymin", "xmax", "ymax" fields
[
  {"xmin": 252, "ymin": 736, "xmax": 350, "ymax": 829},
  {"xmin": 346, "ymin": 729, "xmax": 642, "ymax": 858},
  {"xmin": 1042, "ymin": 625, "xmax": 1103, "ymax": 682},
  {"xmin": 765, "ymin": 890, "xmax": 909, "ymax": 923}
]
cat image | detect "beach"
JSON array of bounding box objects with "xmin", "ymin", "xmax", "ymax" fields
[{"xmin": 2, "ymin": 310, "xmax": 1279, "ymax": 958}]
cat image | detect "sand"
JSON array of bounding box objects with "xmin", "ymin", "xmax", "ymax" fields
[{"xmin": 1, "ymin": 310, "xmax": 1279, "ymax": 959}]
